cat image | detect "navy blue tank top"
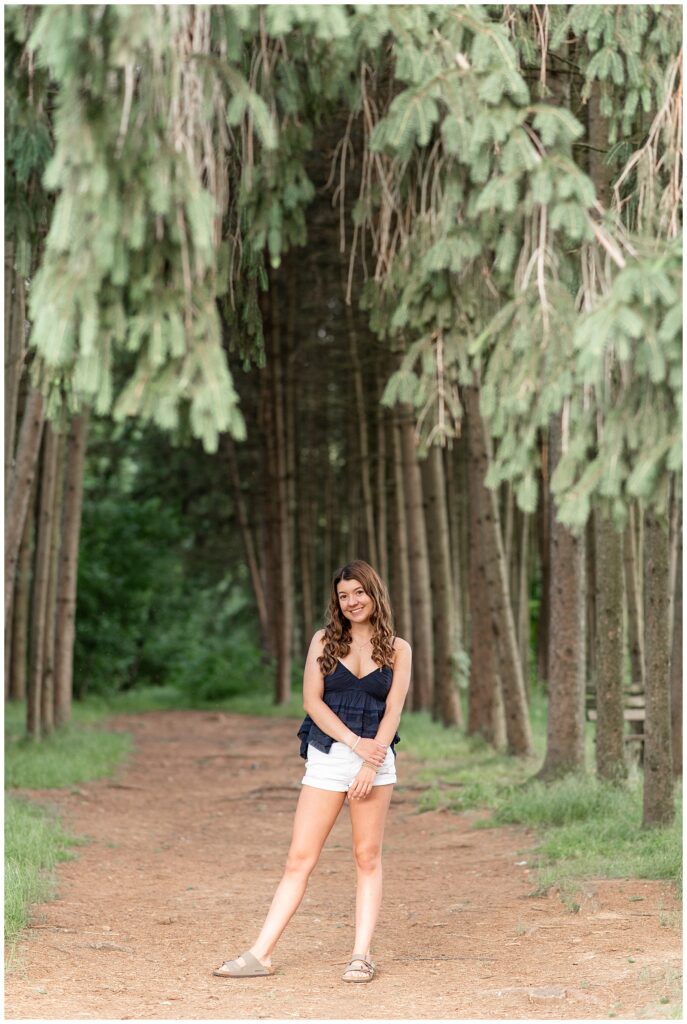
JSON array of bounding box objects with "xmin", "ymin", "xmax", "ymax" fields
[{"xmin": 296, "ymin": 658, "xmax": 401, "ymax": 760}]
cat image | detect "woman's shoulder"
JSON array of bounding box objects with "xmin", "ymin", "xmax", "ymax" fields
[
  {"xmin": 310, "ymin": 628, "xmax": 327, "ymax": 651},
  {"xmin": 391, "ymin": 635, "xmax": 411, "ymax": 660}
]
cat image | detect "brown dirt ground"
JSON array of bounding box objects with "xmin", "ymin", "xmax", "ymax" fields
[{"xmin": 4, "ymin": 709, "xmax": 682, "ymax": 1020}]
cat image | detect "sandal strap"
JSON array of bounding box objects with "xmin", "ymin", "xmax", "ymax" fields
[
  {"xmin": 239, "ymin": 951, "xmax": 264, "ymax": 971},
  {"xmin": 346, "ymin": 956, "xmax": 373, "ymax": 971}
]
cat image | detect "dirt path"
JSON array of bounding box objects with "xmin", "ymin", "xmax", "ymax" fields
[{"xmin": 5, "ymin": 710, "xmax": 682, "ymax": 1020}]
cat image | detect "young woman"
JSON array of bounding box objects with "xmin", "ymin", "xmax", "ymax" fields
[{"xmin": 213, "ymin": 559, "xmax": 411, "ymax": 983}]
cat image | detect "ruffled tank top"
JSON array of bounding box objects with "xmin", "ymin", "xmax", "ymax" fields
[{"xmin": 297, "ymin": 658, "xmax": 401, "ymax": 760}]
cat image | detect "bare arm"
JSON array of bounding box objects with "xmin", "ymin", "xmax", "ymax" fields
[{"xmin": 374, "ymin": 638, "xmax": 411, "ymax": 748}]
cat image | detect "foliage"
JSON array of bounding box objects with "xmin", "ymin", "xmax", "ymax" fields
[
  {"xmin": 358, "ymin": 4, "xmax": 682, "ymax": 528},
  {"xmin": 75, "ymin": 494, "xmax": 185, "ymax": 697},
  {"xmin": 4, "ymin": 7, "xmax": 53, "ymax": 274},
  {"xmin": 9, "ymin": 4, "xmax": 681, "ymax": 522}
]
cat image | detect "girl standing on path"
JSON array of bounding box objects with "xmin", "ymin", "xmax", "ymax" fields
[{"xmin": 213, "ymin": 559, "xmax": 411, "ymax": 983}]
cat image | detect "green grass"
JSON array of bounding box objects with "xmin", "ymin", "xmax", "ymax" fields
[
  {"xmin": 4, "ymin": 797, "xmax": 87, "ymax": 953},
  {"xmin": 494, "ymin": 773, "xmax": 682, "ymax": 893},
  {"xmin": 399, "ymin": 686, "xmax": 682, "ymax": 899},
  {"xmin": 4, "ymin": 794, "xmax": 86, "ymax": 954},
  {"xmin": 6, "ymin": 723, "xmax": 132, "ymax": 790},
  {"xmin": 5, "ymin": 700, "xmax": 136, "ymax": 955}
]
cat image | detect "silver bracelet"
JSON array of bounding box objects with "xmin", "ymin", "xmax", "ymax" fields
[{"xmin": 350, "ymin": 735, "xmax": 361, "ymax": 752}]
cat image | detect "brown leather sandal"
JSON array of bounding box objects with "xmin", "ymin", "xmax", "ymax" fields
[
  {"xmin": 342, "ymin": 954, "xmax": 375, "ymax": 982},
  {"xmin": 213, "ymin": 950, "xmax": 274, "ymax": 977}
]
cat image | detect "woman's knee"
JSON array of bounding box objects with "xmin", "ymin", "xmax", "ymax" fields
[
  {"xmin": 284, "ymin": 846, "xmax": 319, "ymax": 878},
  {"xmin": 353, "ymin": 843, "xmax": 381, "ymax": 873}
]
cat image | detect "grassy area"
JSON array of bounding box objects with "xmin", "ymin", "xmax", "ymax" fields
[
  {"xmin": 400, "ymin": 687, "xmax": 682, "ymax": 899},
  {"xmin": 4, "ymin": 797, "xmax": 88, "ymax": 954},
  {"xmin": 5, "ymin": 702, "xmax": 135, "ymax": 954}
]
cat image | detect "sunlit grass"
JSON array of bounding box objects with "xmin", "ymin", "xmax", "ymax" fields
[
  {"xmin": 4, "ymin": 797, "xmax": 87, "ymax": 956},
  {"xmin": 5, "ymin": 702, "xmax": 134, "ymax": 955},
  {"xmin": 6, "ymin": 717, "xmax": 132, "ymax": 790},
  {"xmin": 396, "ymin": 684, "xmax": 681, "ymax": 896}
]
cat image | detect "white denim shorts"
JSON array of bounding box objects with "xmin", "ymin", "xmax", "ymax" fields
[{"xmin": 301, "ymin": 741, "xmax": 397, "ymax": 792}]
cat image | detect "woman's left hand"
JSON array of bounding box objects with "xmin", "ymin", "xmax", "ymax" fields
[{"xmin": 348, "ymin": 764, "xmax": 377, "ymax": 800}]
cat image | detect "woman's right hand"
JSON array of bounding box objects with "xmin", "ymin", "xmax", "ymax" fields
[{"xmin": 353, "ymin": 737, "xmax": 387, "ymax": 766}]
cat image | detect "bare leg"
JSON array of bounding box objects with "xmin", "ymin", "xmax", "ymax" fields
[
  {"xmin": 345, "ymin": 783, "xmax": 394, "ymax": 978},
  {"xmin": 231, "ymin": 786, "xmax": 346, "ymax": 968}
]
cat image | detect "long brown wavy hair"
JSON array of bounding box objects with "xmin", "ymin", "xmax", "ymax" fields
[{"xmin": 318, "ymin": 560, "xmax": 396, "ymax": 677}]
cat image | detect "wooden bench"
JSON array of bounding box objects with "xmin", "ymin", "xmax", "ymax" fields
[{"xmin": 586, "ymin": 687, "xmax": 646, "ymax": 764}]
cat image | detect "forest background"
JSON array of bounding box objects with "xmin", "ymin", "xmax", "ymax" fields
[{"xmin": 4, "ymin": 2, "xmax": 683, "ymax": 948}]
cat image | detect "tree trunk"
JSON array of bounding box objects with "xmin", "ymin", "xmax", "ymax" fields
[
  {"xmin": 465, "ymin": 385, "xmax": 533, "ymax": 756},
  {"xmin": 536, "ymin": 437, "xmax": 551, "ymax": 690},
  {"xmin": 670, "ymin": 502, "xmax": 682, "ymax": 777},
  {"xmin": 422, "ymin": 445, "xmax": 462, "ymax": 726},
  {"xmin": 466, "ymin": 406, "xmax": 506, "ymax": 748},
  {"xmin": 322, "ymin": 454, "xmax": 335, "ymax": 611},
  {"xmin": 284, "ymin": 276, "xmax": 299, "ymax": 661},
  {"xmin": 269, "ymin": 283, "xmax": 293, "ymax": 704},
  {"xmin": 223, "ymin": 434, "xmax": 270, "ymax": 653},
  {"xmin": 586, "ymin": 507, "xmax": 597, "ymax": 707},
  {"xmin": 8, "ymin": 484, "xmax": 35, "ymax": 702},
  {"xmin": 642, "ymin": 508, "xmax": 674, "ymax": 826},
  {"xmin": 390, "ymin": 413, "xmax": 412, "ymax": 660},
  {"xmin": 517, "ymin": 508, "xmax": 531, "ymax": 699},
  {"xmin": 27, "ymin": 424, "xmax": 60, "ymax": 739},
  {"xmin": 375, "ymin": 393, "xmax": 388, "ymax": 584},
  {"xmin": 41, "ymin": 431, "xmax": 67, "ymax": 735},
  {"xmin": 54, "ymin": 411, "xmax": 90, "ymax": 727},
  {"xmin": 259, "ymin": 365, "xmax": 278, "ymax": 664},
  {"xmin": 398, "ymin": 402, "xmax": 433, "ymax": 710},
  {"xmin": 624, "ymin": 501, "xmax": 646, "ymax": 691},
  {"xmin": 5, "ymin": 257, "xmax": 27, "ymax": 495},
  {"xmin": 537, "ymin": 410, "xmax": 586, "ymax": 778},
  {"xmin": 5, "ymin": 389, "xmax": 45, "ymax": 631},
  {"xmin": 346, "ymin": 305, "xmax": 378, "ymax": 568},
  {"xmin": 444, "ymin": 443, "xmax": 464, "ymax": 645},
  {"xmin": 594, "ymin": 508, "xmax": 627, "ymax": 783}
]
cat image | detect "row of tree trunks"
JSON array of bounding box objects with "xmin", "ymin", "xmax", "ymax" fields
[
  {"xmin": 223, "ymin": 252, "xmax": 677, "ymax": 804},
  {"xmin": 27, "ymin": 425, "xmax": 60, "ymax": 738},
  {"xmin": 12, "ymin": 412, "xmax": 91, "ymax": 738}
]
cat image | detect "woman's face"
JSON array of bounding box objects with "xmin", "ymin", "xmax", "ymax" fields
[{"xmin": 336, "ymin": 577, "xmax": 374, "ymax": 625}]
